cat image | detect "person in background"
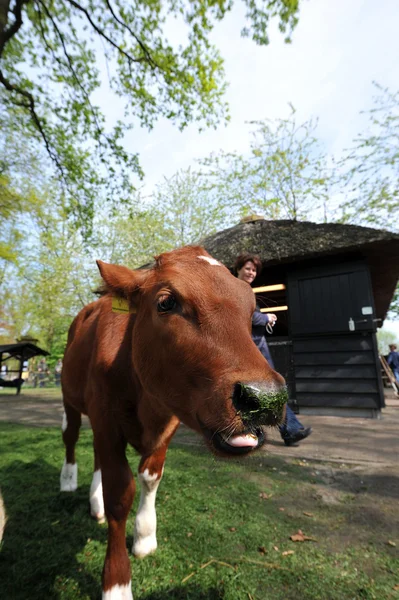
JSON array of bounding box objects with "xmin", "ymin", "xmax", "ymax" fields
[
  {"xmin": 38, "ymin": 358, "xmax": 49, "ymax": 388},
  {"xmin": 387, "ymin": 344, "xmax": 399, "ymax": 384},
  {"xmin": 234, "ymin": 253, "xmax": 312, "ymax": 447},
  {"xmin": 0, "ymin": 363, "xmax": 7, "ymax": 389},
  {"xmin": 54, "ymin": 359, "xmax": 63, "ymax": 387}
]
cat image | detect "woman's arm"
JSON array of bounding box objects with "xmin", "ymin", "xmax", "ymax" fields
[
  {"xmin": 252, "ymin": 311, "xmax": 270, "ymax": 327},
  {"xmin": 252, "ymin": 310, "xmax": 278, "ymax": 328}
]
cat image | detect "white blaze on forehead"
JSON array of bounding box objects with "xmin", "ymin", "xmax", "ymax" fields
[
  {"xmin": 102, "ymin": 582, "xmax": 133, "ymax": 600},
  {"xmin": 198, "ymin": 255, "xmax": 222, "ymax": 267}
]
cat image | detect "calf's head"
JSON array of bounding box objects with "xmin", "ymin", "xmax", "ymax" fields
[{"xmin": 97, "ymin": 246, "xmax": 287, "ymax": 456}]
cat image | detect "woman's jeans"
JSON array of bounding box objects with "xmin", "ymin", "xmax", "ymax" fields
[
  {"xmin": 257, "ymin": 341, "xmax": 304, "ymax": 440},
  {"xmin": 279, "ymin": 405, "xmax": 304, "ymax": 440}
]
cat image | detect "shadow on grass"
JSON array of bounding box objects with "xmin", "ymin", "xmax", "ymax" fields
[
  {"xmin": 0, "ymin": 458, "xmax": 106, "ymax": 600},
  {"xmin": 141, "ymin": 585, "xmax": 223, "ymax": 599}
]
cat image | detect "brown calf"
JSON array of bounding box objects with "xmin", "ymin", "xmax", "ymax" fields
[{"xmin": 61, "ymin": 246, "xmax": 287, "ymax": 599}]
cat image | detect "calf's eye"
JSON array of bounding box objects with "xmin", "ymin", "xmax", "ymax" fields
[{"xmin": 157, "ymin": 294, "xmax": 177, "ymax": 313}]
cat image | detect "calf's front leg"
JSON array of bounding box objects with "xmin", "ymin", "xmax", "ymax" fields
[
  {"xmin": 99, "ymin": 437, "xmax": 135, "ymax": 600},
  {"xmin": 133, "ymin": 444, "xmax": 169, "ymax": 558}
]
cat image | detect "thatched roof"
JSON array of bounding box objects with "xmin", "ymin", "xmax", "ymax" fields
[
  {"xmin": 203, "ymin": 219, "xmax": 399, "ymax": 268},
  {"xmin": 203, "ymin": 219, "xmax": 399, "ymax": 321}
]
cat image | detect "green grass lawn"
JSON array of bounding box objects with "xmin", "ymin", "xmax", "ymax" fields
[
  {"xmin": 0, "ymin": 386, "xmax": 62, "ymax": 398},
  {"xmin": 0, "ymin": 423, "xmax": 398, "ymax": 600}
]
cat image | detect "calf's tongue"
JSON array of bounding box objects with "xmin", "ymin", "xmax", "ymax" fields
[{"xmin": 224, "ymin": 433, "xmax": 258, "ymax": 448}]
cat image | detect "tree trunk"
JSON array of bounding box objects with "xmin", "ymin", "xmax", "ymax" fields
[{"xmin": 0, "ymin": 0, "xmax": 11, "ymax": 37}]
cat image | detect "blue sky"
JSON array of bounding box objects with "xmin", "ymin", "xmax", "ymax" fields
[
  {"xmin": 111, "ymin": 0, "xmax": 399, "ymax": 195},
  {"xmin": 97, "ymin": 0, "xmax": 399, "ymax": 334}
]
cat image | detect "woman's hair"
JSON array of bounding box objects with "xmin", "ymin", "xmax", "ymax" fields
[{"xmin": 234, "ymin": 254, "xmax": 262, "ymax": 276}]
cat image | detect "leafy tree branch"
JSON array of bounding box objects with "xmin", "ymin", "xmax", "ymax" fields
[
  {"xmin": 340, "ymin": 83, "xmax": 399, "ymax": 230},
  {"xmin": 0, "ymin": 0, "xmax": 300, "ymax": 233}
]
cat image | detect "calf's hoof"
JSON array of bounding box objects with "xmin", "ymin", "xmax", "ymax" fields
[
  {"xmin": 132, "ymin": 534, "xmax": 157, "ymax": 558},
  {"xmin": 102, "ymin": 582, "xmax": 133, "ymax": 599},
  {"xmin": 91, "ymin": 511, "xmax": 106, "ymax": 524},
  {"xmin": 60, "ymin": 461, "xmax": 78, "ymax": 492}
]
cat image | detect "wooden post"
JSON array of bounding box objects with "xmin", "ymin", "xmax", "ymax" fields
[{"xmin": 17, "ymin": 349, "xmax": 24, "ymax": 395}]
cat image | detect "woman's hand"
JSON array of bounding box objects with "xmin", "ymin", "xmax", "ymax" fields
[{"xmin": 268, "ymin": 313, "xmax": 277, "ymax": 325}]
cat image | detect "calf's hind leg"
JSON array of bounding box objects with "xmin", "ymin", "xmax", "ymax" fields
[{"xmin": 60, "ymin": 403, "xmax": 81, "ymax": 492}]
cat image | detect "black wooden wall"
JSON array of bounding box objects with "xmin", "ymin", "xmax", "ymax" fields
[
  {"xmin": 268, "ymin": 339, "xmax": 295, "ymax": 401},
  {"xmin": 286, "ymin": 260, "xmax": 384, "ymax": 412},
  {"xmin": 292, "ymin": 334, "xmax": 383, "ymax": 409}
]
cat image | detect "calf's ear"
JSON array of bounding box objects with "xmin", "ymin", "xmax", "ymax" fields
[{"xmin": 96, "ymin": 260, "xmax": 148, "ymax": 298}]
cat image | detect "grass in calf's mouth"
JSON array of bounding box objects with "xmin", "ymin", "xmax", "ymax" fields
[{"xmin": 238, "ymin": 384, "xmax": 288, "ymax": 425}]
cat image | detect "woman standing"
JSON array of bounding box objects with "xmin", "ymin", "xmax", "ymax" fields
[{"xmin": 235, "ymin": 254, "xmax": 312, "ymax": 447}]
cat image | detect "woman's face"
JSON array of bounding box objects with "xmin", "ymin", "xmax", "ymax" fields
[{"xmin": 237, "ymin": 260, "xmax": 257, "ymax": 285}]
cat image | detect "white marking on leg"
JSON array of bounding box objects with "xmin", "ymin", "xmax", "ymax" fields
[
  {"xmin": 60, "ymin": 460, "xmax": 78, "ymax": 492},
  {"xmin": 90, "ymin": 469, "xmax": 105, "ymax": 522},
  {"xmin": 102, "ymin": 582, "xmax": 133, "ymax": 600},
  {"xmin": 132, "ymin": 468, "xmax": 162, "ymax": 558},
  {"xmin": 61, "ymin": 411, "xmax": 68, "ymax": 432},
  {"xmin": 198, "ymin": 255, "xmax": 222, "ymax": 266}
]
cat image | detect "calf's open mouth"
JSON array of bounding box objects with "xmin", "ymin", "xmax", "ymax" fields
[{"xmin": 201, "ymin": 423, "xmax": 265, "ymax": 456}]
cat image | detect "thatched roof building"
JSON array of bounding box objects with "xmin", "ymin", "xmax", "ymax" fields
[
  {"xmin": 203, "ymin": 219, "xmax": 399, "ymax": 323},
  {"xmin": 203, "ymin": 219, "xmax": 399, "ymax": 416}
]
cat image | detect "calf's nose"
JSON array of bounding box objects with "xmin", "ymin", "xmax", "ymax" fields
[{"xmin": 232, "ymin": 381, "xmax": 288, "ymax": 422}]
